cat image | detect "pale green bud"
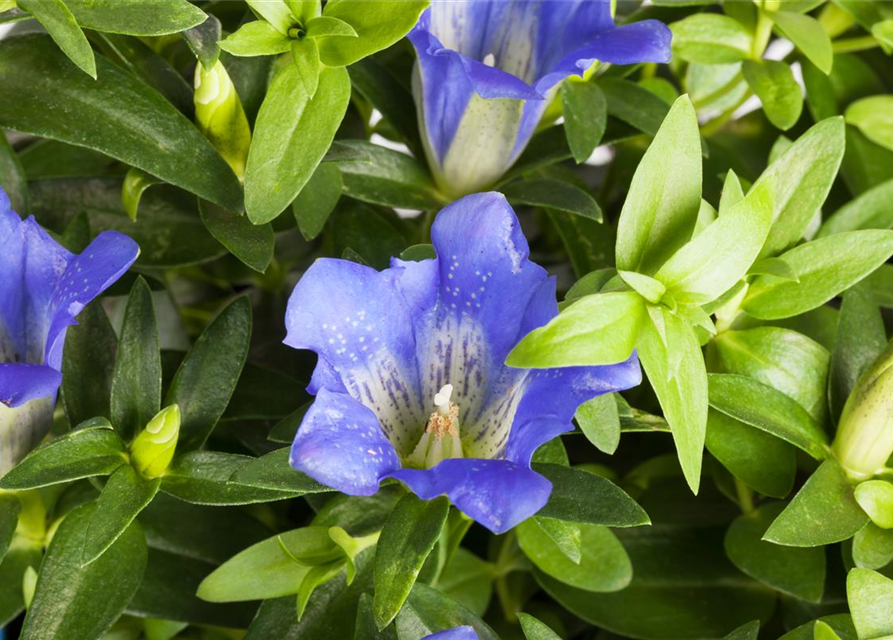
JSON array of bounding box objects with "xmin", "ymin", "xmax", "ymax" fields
[
  {"xmin": 22, "ymin": 565, "xmax": 37, "ymax": 609},
  {"xmin": 194, "ymin": 61, "xmax": 251, "ymax": 182},
  {"xmin": 833, "ymin": 340, "xmax": 893, "ymax": 479},
  {"xmin": 131, "ymin": 405, "xmax": 181, "ymax": 479}
]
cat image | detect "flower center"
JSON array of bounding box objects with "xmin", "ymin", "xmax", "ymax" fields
[{"xmin": 405, "ymin": 384, "xmax": 465, "ymax": 469}]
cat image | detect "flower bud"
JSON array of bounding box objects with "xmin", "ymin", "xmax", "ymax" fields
[
  {"xmin": 833, "ymin": 340, "xmax": 893, "ymax": 479},
  {"xmin": 194, "ymin": 61, "xmax": 251, "ymax": 181},
  {"xmin": 131, "ymin": 405, "xmax": 181, "ymax": 479}
]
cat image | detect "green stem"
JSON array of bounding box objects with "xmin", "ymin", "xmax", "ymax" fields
[
  {"xmin": 751, "ymin": 10, "xmax": 774, "ymax": 60},
  {"xmin": 832, "ymin": 36, "xmax": 881, "ymax": 54},
  {"xmin": 735, "ymin": 477, "xmax": 755, "ymax": 515}
]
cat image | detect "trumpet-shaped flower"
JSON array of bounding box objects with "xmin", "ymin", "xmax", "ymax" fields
[
  {"xmin": 0, "ymin": 187, "xmax": 139, "ymax": 472},
  {"xmin": 409, "ymin": 0, "xmax": 672, "ymax": 197},
  {"xmin": 285, "ymin": 193, "xmax": 640, "ymax": 533}
]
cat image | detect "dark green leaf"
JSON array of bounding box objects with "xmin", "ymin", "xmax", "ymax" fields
[
  {"xmin": 67, "ymin": 0, "xmax": 207, "ymax": 36},
  {"xmin": 0, "ymin": 130, "xmax": 28, "ymax": 212},
  {"xmin": 61, "ymin": 302, "xmax": 116, "ymax": 427},
  {"xmin": 294, "ymin": 161, "xmax": 343, "ymax": 240},
  {"xmin": 182, "ymin": 12, "xmax": 221, "ymax": 68},
  {"xmin": 518, "ymin": 613, "xmax": 562, "ymax": 640},
  {"xmin": 229, "ymin": 448, "xmax": 330, "ymax": 495},
  {"xmin": 561, "ymin": 81, "xmax": 607, "ymax": 163},
  {"xmin": 200, "ymin": 200, "xmax": 275, "ymax": 273},
  {"xmin": 0, "ymin": 494, "xmax": 20, "ymax": 564},
  {"xmin": 503, "ymin": 179, "xmax": 602, "ymax": 222},
  {"xmin": 395, "ymin": 583, "xmax": 499, "ymax": 640},
  {"xmin": 349, "ymin": 58, "xmax": 422, "ymax": 155},
  {"xmin": 17, "ymin": 0, "xmax": 96, "ymax": 78},
  {"xmin": 599, "ymin": 78, "xmax": 671, "ymax": 137}
]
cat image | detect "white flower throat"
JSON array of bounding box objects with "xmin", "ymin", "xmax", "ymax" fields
[{"xmin": 405, "ymin": 384, "xmax": 465, "ymax": 469}]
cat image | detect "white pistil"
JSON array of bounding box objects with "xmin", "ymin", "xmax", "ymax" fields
[{"xmin": 482, "ymin": 53, "xmax": 496, "ymax": 67}]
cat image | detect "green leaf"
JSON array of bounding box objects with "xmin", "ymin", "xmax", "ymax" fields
[
  {"xmin": 161, "ymin": 451, "xmax": 301, "ymax": 505},
  {"xmin": 245, "ymin": 64, "xmax": 350, "ymax": 223},
  {"xmin": 317, "ymin": 0, "xmax": 429, "ymax": 67},
  {"xmin": 754, "ymin": 117, "xmax": 845, "ymax": 259},
  {"xmin": 743, "ymin": 230, "xmax": 893, "ymax": 320},
  {"xmin": 637, "ymin": 307, "xmax": 708, "ymax": 494},
  {"xmin": 68, "ymin": 0, "xmax": 207, "ymax": 36},
  {"xmin": 0, "ymin": 34, "xmax": 243, "ymax": 210},
  {"xmin": 291, "ymin": 38, "xmax": 321, "ymax": 98},
  {"xmin": 713, "ymin": 327, "xmax": 830, "ymax": 424},
  {"xmin": 615, "ymin": 95, "xmax": 702, "ymax": 275},
  {"xmin": 707, "ymin": 373, "xmax": 829, "ymax": 459},
  {"xmin": 506, "ymin": 292, "xmax": 645, "ymax": 368},
  {"xmin": 246, "ymin": 0, "xmax": 293, "ymax": 33},
  {"xmin": 436, "ymin": 548, "xmax": 493, "ymax": 617},
  {"xmin": 536, "ymin": 527, "xmax": 775, "ymax": 640},
  {"xmin": 670, "ymin": 13, "xmax": 752, "ymax": 64},
  {"xmin": 813, "ymin": 621, "xmax": 843, "ymax": 640},
  {"xmin": 852, "ymin": 522, "xmax": 893, "ymax": 569},
  {"xmin": 764, "ymin": 459, "xmax": 868, "ymax": 547},
  {"xmin": 855, "ymin": 480, "xmax": 893, "ymax": 529},
  {"xmin": 599, "ymin": 78, "xmax": 671, "ymax": 138},
  {"xmin": 0, "ymin": 422, "xmax": 126, "ymax": 491},
  {"xmin": 111, "ymin": 277, "xmax": 162, "ymax": 442},
  {"xmin": 829, "ymin": 289, "xmax": 886, "ymax": 423},
  {"xmin": 395, "ymin": 583, "xmax": 499, "ymax": 640},
  {"xmin": 576, "ymin": 393, "xmax": 620, "ymax": 455},
  {"xmin": 0, "ymin": 543, "xmax": 41, "ymax": 628},
  {"xmin": 847, "ymin": 568, "xmax": 893, "ymax": 639},
  {"xmin": 229, "ymin": 448, "xmax": 329, "ymax": 495},
  {"xmin": 503, "ymin": 179, "xmax": 602, "ymax": 222},
  {"xmin": 845, "ymin": 96, "xmax": 893, "ymax": 153},
  {"xmin": 17, "ymin": 0, "xmax": 96, "ymax": 78},
  {"xmin": 0, "ymin": 495, "xmax": 20, "ymax": 564},
  {"xmin": 742, "ymin": 59, "xmax": 803, "ymax": 131},
  {"xmin": 705, "ymin": 410, "xmax": 796, "ymax": 498},
  {"xmin": 373, "ymin": 494, "xmax": 449, "ymax": 629},
  {"xmin": 518, "ymin": 613, "xmax": 562, "ymax": 640},
  {"xmin": 561, "ymin": 81, "xmax": 607, "ymax": 163},
  {"xmin": 83, "ymin": 464, "xmax": 161, "ymax": 565},
  {"xmin": 307, "ymin": 15, "xmax": 357, "ymax": 38},
  {"xmin": 747, "ymin": 256, "xmax": 799, "ymax": 281},
  {"xmin": 533, "ymin": 517, "xmax": 582, "ymax": 564},
  {"xmin": 294, "ymin": 162, "xmax": 342, "ymax": 240},
  {"xmin": 121, "ymin": 167, "xmax": 161, "ymax": 222},
  {"xmin": 182, "ymin": 13, "xmax": 221, "ymax": 68},
  {"xmin": 820, "ymin": 177, "xmax": 893, "ymax": 237},
  {"xmin": 166, "ymin": 297, "xmax": 251, "ymax": 452},
  {"xmin": 0, "ymin": 129, "xmax": 28, "ymax": 212},
  {"xmin": 198, "ymin": 527, "xmax": 336, "ymax": 602},
  {"xmin": 771, "ymin": 11, "xmax": 833, "ymax": 74},
  {"xmin": 518, "ymin": 519, "xmax": 631, "ymax": 593},
  {"xmin": 219, "ymin": 21, "xmax": 291, "ymax": 57},
  {"xmin": 534, "ymin": 464, "xmax": 650, "ymax": 527},
  {"xmin": 348, "ymin": 58, "xmax": 423, "ymax": 155},
  {"xmin": 338, "ymin": 141, "xmax": 444, "ymax": 210},
  {"xmin": 20, "ymin": 504, "xmax": 147, "ymax": 640},
  {"xmin": 200, "ymin": 200, "xmax": 275, "ymax": 273},
  {"xmin": 724, "ymin": 502, "xmax": 826, "ymax": 602},
  {"xmin": 654, "ymin": 179, "xmax": 773, "ymax": 305}
]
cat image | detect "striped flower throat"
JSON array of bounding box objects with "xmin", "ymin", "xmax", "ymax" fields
[{"xmin": 406, "ymin": 384, "xmax": 465, "ymax": 469}]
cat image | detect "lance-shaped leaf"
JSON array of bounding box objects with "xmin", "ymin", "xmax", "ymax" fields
[
  {"xmin": 561, "ymin": 81, "xmax": 607, "ymax": 164},
  {"xmin": 533, "ymin": 464, "xmax": 649, "ymax": 527},
  {"xmin": 17, "ymin": 0, "xmax": 96, "ymax": 78},
  {"xmin": 0, "ymin": 495, "xmax": 20, "ymax": 564},
  {"xmin": 615, "ymin": 95, "xmax": 702, "ymax": 275},
  {"xmin": 66, "ymin": 0, "xmax": 208, "ymax": 36}
]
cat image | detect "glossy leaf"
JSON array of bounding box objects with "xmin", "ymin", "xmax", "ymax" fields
[
  {"xmin": 742, "ymin": 60, "xmax": 803, "ymax": 131},
  {"xmin": 200, "ymin": 200, "xmax": 275, "ymax": 273},
  {"xmin": 503, "ymin": 179, "xmax": 602, "ymax": 222},
  {"xmin": 534, "ymin": 464, "xmax": 650, "ymax": 527}
]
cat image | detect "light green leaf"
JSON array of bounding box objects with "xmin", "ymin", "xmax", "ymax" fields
[
  {"xmin": 771, "ymin": 11, "xmax": 833, "ymax": 74},
  {"xmin": 294, "ymin": 161, "xmax": 342, "ymax": 240},
  {"xmin": 576, "ymin": 393, "xmax": 620, "ymax": 455},
  {"xmin": 719, "ymin": 170, "xmax": 745, "ymax": 216},
  {"xmin": 847, "ymin": 568, "xmax": 893, "ymax": 639},
  {"xmin": 742, "ymin": 59, "xmax": 803, "ymax": 131},
  {"xmin": 518, "ymin": 613, "xmax": 562, "ymax": 640},
  {"xmin": 819, "ymin": 177, "xmax": 893, "ymax": 237},
  {"xmin": 561, "ymin": 81, "xmax": 607, "ymax": 164},
  {"xmin": 670, "ymin": 13, "xmax": 752, "ymax": 64},
  {"xmin": 246, "ymin": 0, "xmax": 293, "ymax": 33},
  {"xmin": 638, "ymin": 307, "xmax": 707, "ymax": 494},
  {"xmin": 763, "ymin": 459, "xmax": 868, "ymax": 546},
  {"xmin": 618, "ymin": 271, "xmax": 665, "ymax": 304},
  {"xmin": 654, "ymin": 179, "xmax": 773, "ymax": 305},
  {"xmin": 291, "ymin": 38, "xmax": 320, "ymax": 98},
  {"xmin": 846, "ymin": 96, "xmax": 893, "ymax": 153},
  {"xmin": 743, "ymin": 230, "xmax": 893, "ymax": 320},
  {"xmin": 65, "ymin": 0, "xmax": 208, "ymax": 37},
  {"xmin": 506, "ymin": 292, "xmax": 646, "ymax": 368},
  {"xmin": 755, "ymin": 117, "xmax": 845, "ymax": 259},
  {"xmin": 284, "ymin": 0, "xmax": 321, "ymax": 23},
  {"xmin": 852, "ymin": 523, "xmax": 893, "ymax": 570},
  {"xmin": 813, "ymin": 621, "xmax": 842, "ymax": 640},
  {"xmin": 317, "ymin": 0, "xmax": 428, "ymax": 67},
  {"xmin": 17, "ymin": 0, "xmax": 96, "ymax": 78},
  {"xmin": 219, "ymin": 21, "xmax": 291, "ymax": 57},
  {"xmin": 855, "ymin": 480, "xmax": 893, "ymax": 529},
  {"xmin": 306, "ymin": 15, "xmax": 357, "ymax": 38},
  {"xmin": 534, "ymin": 518, "xmax": 582, "ymax": 565},
  {"xmin": 245, "ymin": 64, "xmax": 350, "ymax": 223},
  {"xmin": 725, "ymin": 502, "xmax": 826, "ymax": 601},
  {"xmin": 121, "ymin": 167, "xmax": 161, "ymax": 222},
  {"xmin": 707, "ymin": 373, "xmax": 829, "ymax": 459},
  {"xmin": 615, "ymin": 95, "xmax": 702, "ymax": 275},
  {"xmin": 503, "ymin": 179, "xmax": 602, "ymax": 222},
  {"xmin": 373, "ymin": 494, "xmax": 449, "ymax": 629}
]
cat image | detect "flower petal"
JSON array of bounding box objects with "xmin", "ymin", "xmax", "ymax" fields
[
  {"xmin": 0, "ymin": 363, "xmax": 62, "ymax": 408},
  {"xmin": 290, "ymin": 388, "xmax": 401, "ymax": 496},
  {"xmin": 424, "ymin": 627, "xmax": 480, "ymax": 640},
  {"xmin": 390, "ymin": 458, "xmax": 551, "ymax": 534},
  {"xmin": 41, "ymin": 228, "xmax": 140, "ymax": 371},
  {"xmin": 0, "ymin": 192, "xmax": 25, "ymax": 362},
  {"xmin": 285, "ymin": 259, "xmax": 425, "ymax": 455}
]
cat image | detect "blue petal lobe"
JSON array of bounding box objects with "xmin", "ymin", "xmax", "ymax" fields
[
  {"xmin": 290, "ymin": 388, "xmax": 401, "ymax": 496},
  {"xmin": 0, "ymin": 363, "xmax": 62, "ymax": 408},
  {"xmin": 389, "ymin": 458, "xmax": 551, "ymax": 534},
  {"xmin": 424, "ymin": 627, "xmax": 480, "ymax": 640}
]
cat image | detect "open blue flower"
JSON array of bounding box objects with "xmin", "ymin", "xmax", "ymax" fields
[
  {"xmin": 0, "ymin": 187, "xmax": 139, "ymax": 472},
  {"xmin": 408, "ymin": 0, "xmax": 672, "ymax": 197},
  {"xmin": 285, "ymin": 193, "xmax": 640, "ymax": 534}
]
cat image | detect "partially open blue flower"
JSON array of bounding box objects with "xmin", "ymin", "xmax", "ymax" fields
[
  {"xmin": 0, "ymin": 187, "xmax": 139, "ymax": 472},
  {"xmin": 408, "ymin": 0, "xmax": 672, "ymax": 197},
  {"xmin": 425, "ymin": 627, "xmax": 478, "ymax": 640},
  {"xmin": 285, "ymin": 193, "xmax": 640, "ymax": 533}
]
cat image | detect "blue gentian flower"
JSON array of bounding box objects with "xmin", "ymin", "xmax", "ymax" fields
[
  {"xmin": 408, "ymin": 0, "xmax": 672, "ymax": 197},
  {"xmin": 0, "ymin": 187, "xmax": 139, "ymax": 472},
  {"xmin": 285, "ymin": 193, "xmax": 640, "ymax": 534},
  {"xmin": 425, "ymin": 627, "xmax": 478, "ymax": 640}
]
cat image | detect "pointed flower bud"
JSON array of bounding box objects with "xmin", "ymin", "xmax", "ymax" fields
[
  {"xmin": 194, "ymin": 61, "xmax": 251, "ymax": 182},
  {"xmin": 833, "ymin": 340, "xmax": 893, "ymax": 480},
  {"xmin": 131, "ymin": 404, "xmax": 181, "ymax": 479}
]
